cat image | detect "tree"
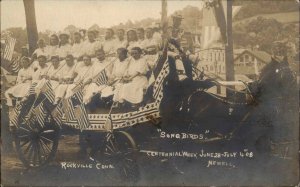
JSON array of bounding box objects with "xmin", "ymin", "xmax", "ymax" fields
[{"xmin": 23, "ymin": 0, "xmax": 38, "ymax": 55}]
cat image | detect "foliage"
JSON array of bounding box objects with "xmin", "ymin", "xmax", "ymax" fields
[
  {"xmin": 233, "ymin": 16, "xmax": 299, "ymax": 53},
  {"xmin": 233, "ymin": 0, "xmax": 299, "ymax": 21}
]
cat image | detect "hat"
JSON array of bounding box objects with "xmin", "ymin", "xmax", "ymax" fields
[
  {"xmin": 87, "ymin": 29, "xmax": 96, "ymax": 36},
  {"xmin": 37, "ymin": 53, "xmax": 47, "ymax": 58},
  {"xmin": 59, "ymin": 31, "xmax": 70, "ymax": 38},
  {"xmin": 50, "ymin": 55, "xmax": 60, "ymax": 60},
  {"xmin": 117, "ymin": 47, "xmax": 128, "ymax": 54},
  {"xmin": 21, "ymin": 56, "xmax": 30, "ymax": 62},
  {"xmin": 172, "ymin": 13, "xmax": 184, "ymax": 20},
  {"xmin": 73, "ymin": 30, "xmax": 81, "ymax": 36},
  {"xmin": 131, "ymin": 47, "xmax": 142, "ymax": 54},
  {"xmin": 127, "ymin": 29, "xmax": 136, "ymax": 34}
]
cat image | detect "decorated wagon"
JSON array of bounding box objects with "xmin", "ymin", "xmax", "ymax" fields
[{"xmin": 8, "ymin": 42, "xmax": 297, "ymax": 181}]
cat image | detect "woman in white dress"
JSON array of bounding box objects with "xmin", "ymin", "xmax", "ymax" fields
[
  {"xmin": 101, "ymin": 48, "xmax": 131, "ymax": 98},
  {"xmin": 5, "ymin": 57, "xmax": 34, "ymax": 106},
  {"xmin": 64, "ymin": 54, "xmax": 95, "ymax": 101},
  {"xmin": 71, "ymin": 31, "xmax": 84, "ymax": 60},
  {"xmin": 102, "ymin": 28, "xmax": 117, "ymax": 56},
  {"xmin": 113, "ymin": 47, "xmax": 149, "ymax": 105},
  {"xmin": 114, "ymin": 29, "xmax": 127, "ymax": 50},
  {"xmin": 81, "ymin": 30, "xmax": 101, "ymax": 59},
  {"xmin": 82, "ymin": 49, "xmax": 114, "ymax": 104},
  {"xmin": 46, "ymin": 34, "xmax": 59, "ymax": 59},
  {"xmin": 57, "ymin": 32, "xmax": 72, "ymax": 60},
  {"xmin": 46, "ymin": 55, "xmax": 64, "ymax": 101},
  {"xmin": 32, "ymin": 39, "xmax": 47, "ymax": 61},
  {"xmin": 32, "ymin": 54, "xmax": 52, "ymax": 94},
  {"xmin": 126, "ymin": 29, "xmax": 139, "ymax": 51},
  {"xmin": 55, "ymin": 54, "xmax": 78, "ymax": 103}
]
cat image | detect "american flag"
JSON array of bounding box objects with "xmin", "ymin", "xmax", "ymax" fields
[
  {"xmin": 74, "ymin": 103, "xmax": 90, "ymax": 131},
  {"xmin": 10, "ymin": 56, "xmax": 21, "ymax": 73},
  {"xmin": 9, "ymin": 102, "xmax": 23, "ymax": 127},
  {"xmin": 71, "ymin": 82, "xmax": 84, "ymax": 94},
  {"xmin": 34, "ymin": 103, "xmax": 47, "ymax": 128},
  {"xmin": 27, "ymin": 82, "xmax": 38, "ymax": 96},
  {"xmin": 72, "ymin": 85, "xmax": 84, "ymax": 103},
  {"xmin": 51, "ymin": 102, "xmax": 63, "ymax": 127},
  {"xmin": 62, "ymin": 98, "xmax": 76, "ymax": 122},
  {"xmin": 41, "ymin": 81, "xmax": 55, "ymax": 103},
  {"xmin": 201, "ymin": 2, "xmax": 241, "ymax": 49},
  {"xmin": 2, "ymin": 35, "xmax": 16, "ymax": 61},
  {"xmin": 95, "ymin": 69, "xmax": 108, "ymax": 86}
]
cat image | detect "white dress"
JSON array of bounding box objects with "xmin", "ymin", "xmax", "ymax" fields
[
  {"xmin": 46, "ymin": 63, "xmax": 65, "ymax": 98},
  {"xmin": 102, "ymin": 39, "xmax": 117, "ymax": 56},
  {"xmin": 55, "ymin": 63, "xmax": 77, "ymax": 99},
  {"xmin": 5, "ymin": 67, "xmax": 34, "ymax": 106},
  {"xmin": 46, "ymin": 45, "xmax": 59, "ymax": 59},
  {"xmin": 113, "ymin": 57, "xmax": 149, "ymax": 104},
  {"xmin": 57, "ymin": 44, "xmax": 72, "ymax": 59},
  {"xmin": 127, "ymin": 41, "xmax": 140, "ymax": 51},
  {"xmin": 33, "ymin": 47, "xmax": 47, "ymax": 58},
  {"xmin": 114, "ymin": 38, "xmax": 127, "ymax": 51},
  {"xmin": 64, "ymin": 62, "xmax": 95, "ymax": 101},
  {"xmin": 32, "ymin": 64, "xmax": 51, "ymax": 94},
  {"xmin": 81, "ymin": 40, "xmax": 101, "ymax": 56},
  {"xmin": 101, "ymin": 57, "xmax": 131, "ymax": 98},
  {"xmin": 83, "ymin": 58, "xmax": 113, "ymax": 103},
  {"xmin": 71, "ymin": 42, "xmax": 84, "ymax": 59}
]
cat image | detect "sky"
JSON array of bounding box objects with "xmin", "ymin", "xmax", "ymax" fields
[{"xmin": 1, "ymin": 0, "xmax": 203, "ymax": 32}]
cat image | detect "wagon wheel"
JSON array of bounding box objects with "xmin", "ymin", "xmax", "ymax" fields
[
  {"xmin": 14, "ymin": 119, "xmax": 60, "ymax": 169},
  {"xmin": 97, "ymin": 131, "xmax": 140, "ymax": 182}
]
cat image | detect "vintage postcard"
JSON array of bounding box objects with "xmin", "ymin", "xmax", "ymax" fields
[{"xmin": 1, "ymin": 0, "xmax": 299, "ymax": 186}]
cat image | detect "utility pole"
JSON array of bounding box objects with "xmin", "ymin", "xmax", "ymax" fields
[
  {"xmin": 23, "ymin": 0, "xmax": 38, "ymax": 55},
  {"xmin": 161, "ymin": 0, "xmax": 168, "ymax": 43},
  {"xmin": 224, "ymin": 0, "xmax": 235, "ymax": 97}
]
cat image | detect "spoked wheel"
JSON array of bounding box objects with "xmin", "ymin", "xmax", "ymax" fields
[
  {"xmin": 95, "ymin": 131, "xmax": 140, "ymax": 182},
  {"xmin": 14, "ymin": 120, "xmax": 60, "ymax": 169}
]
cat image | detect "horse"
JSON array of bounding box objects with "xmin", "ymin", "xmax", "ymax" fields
[{"xmin": 158, "ymin": 55, "xmax": 297, "ymax": 152}]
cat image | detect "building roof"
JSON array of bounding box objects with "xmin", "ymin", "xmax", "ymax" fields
[{"xmin": 234, "ymin": 49, "xmax": 272, "ymax": 64}]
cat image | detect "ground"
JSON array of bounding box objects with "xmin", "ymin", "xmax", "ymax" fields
[{"xmin": 1, "ymin": 131, "xmax": 298, "ymax": 186}]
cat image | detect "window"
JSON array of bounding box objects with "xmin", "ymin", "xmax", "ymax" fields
[
  {"xmin": 210, "ymin": 65, "xmax": 214, "ymax": 71},
  {"xmin": 245, "ymin": 55, "xmax": 249, "ymax": 62},
  {"xmin": 240, "ymin": 57, "xmax": 244, "ymax": 62},
  {"xmin": 252, "ymin": 56, "xmax": 255, "ymax": 61}
]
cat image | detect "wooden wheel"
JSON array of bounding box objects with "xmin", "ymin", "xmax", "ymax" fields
[
  {"xmin": 94, "ymin": 131, "xmax": 140, "ymax": 182},
  {"xmin": 14, "ymin": 120, "xmax": 60, "ymax": 168}
]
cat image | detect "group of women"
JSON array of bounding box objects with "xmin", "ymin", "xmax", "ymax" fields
[{"xmin": 5, "ymin": 27, "xmax": 163, "ymax": 108}]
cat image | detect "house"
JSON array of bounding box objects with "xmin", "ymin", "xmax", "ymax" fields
[{"xmin": 233, "ymin": 49, "xmax": 272, "ymax": 79}]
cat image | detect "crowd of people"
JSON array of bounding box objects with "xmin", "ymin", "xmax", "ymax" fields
[
  {"xmin": 5, "ymin": 14, "xmax": 195, "ymax": 109},
  {"xmin": 5, "ymin": 27, "xmax": 172, "ymax": 108}
]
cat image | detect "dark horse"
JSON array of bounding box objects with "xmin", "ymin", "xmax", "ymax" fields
[{"xmin": 158, "ymin": 56, "xmax": 297, "ymax": 150}]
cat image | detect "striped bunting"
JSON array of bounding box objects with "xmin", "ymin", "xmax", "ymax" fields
[
  {"xmin": 71, "ymin": 82, "xmax": 84, "ymax": 94},
  {"xmin": 41, "ymin": 81, "xmax": 55, "ymax": 103},
  {"xmin": 10, "ymin": 56, "xmax": 20, "ymax": 73},
  {"xmin": 62, "ymin": 98, "xmax": 76, "ymax": 122},
  {"xmin": 9, "ymin": 102, "xmax": 23, "ymax": 127},
  {"xmin": 34, "ymin": 103, "xmax": 47, "ymax": 128},
  {"xmin": 63, "ymin": 102, "xmax": 160, "ymax": 130},
  {"xmin": 3, "ymin": 35, "xmax": 16, "ymax": 61},
  {"xmin": 73, "ymin": 87, "xmax": 84, "ymax": 103},
  {"xmin": 51, "ymin": 102, "xmax": 63, "ymax": 127},
  {"xmin": 95, "ymin": 69, "xmax": 108, "ymax": 86},
  {"xmin": 27, "ymin": 82, "xmax": 38, "ymax": 96},
  {"xmin": 153, "ymin": 60, "xmax": 169, "ymax": 102},
  {"xmin": 74, "ymin": 104, "xmax": 90, "ymax": 131}
]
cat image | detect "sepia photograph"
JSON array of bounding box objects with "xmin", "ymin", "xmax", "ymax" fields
[{"xmin": 1, "ymin": 0, "xmax": 299, "ymax": 186}]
